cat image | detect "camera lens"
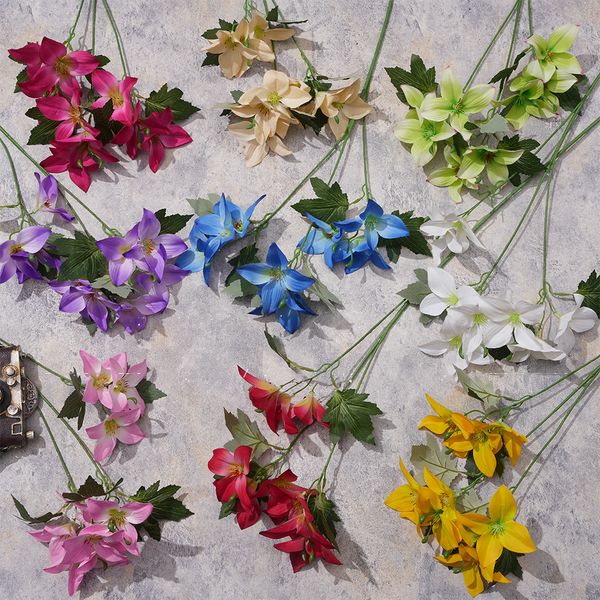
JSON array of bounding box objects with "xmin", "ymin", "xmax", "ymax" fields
[{"xmin": 0, "ymin": 380, "xmax": 11, "ymax": 413}]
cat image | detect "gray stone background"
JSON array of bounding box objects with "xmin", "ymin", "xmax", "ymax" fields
[{"xmin": 1, "ymin": 1, "xmax": 599, "ymax": 598}]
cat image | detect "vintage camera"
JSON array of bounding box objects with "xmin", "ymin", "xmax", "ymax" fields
[{"xmin": 0, "ymin": 345, "xmax": 38, "ymax": 451}]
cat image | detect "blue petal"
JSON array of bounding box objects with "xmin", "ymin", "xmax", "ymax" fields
[
  {"xmin": 236, "ymin": 263, "xmax": 273, "ymax": 285},
  {"xmin": 377, "ymin": 214, "xmax": 409, "ymax": 239},
  {"xmin": 277, "ymin": 305, "xmax": 301, "ymax": 333},
  {"xmin": 194, "ymin": 213, "xmax": 225, "ymax": 237},
  {"xmin": 369, "ymin": 249, "xmax": 391, "ymax": 270},
  {"xmin": 344, "ymin": 250, "xmax": 371, "ymax": 274},
  {"xmin": 266, "ymin": 243, "xmax": 289, "ymax": 268},
  {"xmin": 305, "ymin": 213, "xmax": 334, "ymax": 233},
  {"xmin": 175, "ymin": 249, "xmax": 205, "ymax": 273},
  {"xmin": 244, "ymin": 194, "xmax": 265, "ymax": 223},
  {"xmin": 204, "ymin": 235, "xmax": 224, "ymax": 263},
  {"xmin": 216, "ymin": 194, "xmax": 228, "ymax": 220},
  {"xmin": 298, "ymin": 228, "xmax": 332, "ymax": 255},
  {"xmin": 360, "ymin": 199, "xmax": 384, "ymax": 220},
  {"xmin": 249, "ymin": 305, "xmax": 264, "ymax": 316},
  {"xmin": 283, "ymin": 269, "xmax": 314, "ymax": 293},
  {"xmin": 260, "ymin": 279, "xmax": 285, "ymax": 314},
  {"xmin": 287, "ymin": 292, "xmax": 317, "ymax": 316},
  {"xmin": 335, "ymin": 217, "xmax": 363, "ymax": 233},
  {"xmin": 364, "ymin": 227, "xmax": 379, "ymax": 250},
  {"xmin": 203, "ymin": 263, "xmax": 212, "ymax": 285}
]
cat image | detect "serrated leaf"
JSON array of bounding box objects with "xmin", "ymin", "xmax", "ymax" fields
[
  {"xmin": 154, "ymin": 209, "xmax": 192, "ymax": 235},
  {"xmin": 510, "ymin": 150, "xmax": 545, "ymax": 176},
  {"xmin": 131, "ymin": 481, "xmax": 193, "ymax": 523},
  {"xmin": 57, "ymin": 386, "xmax": 86, "ymax": 429},
  {"xmin": 496, "ymin": 548, "xmax": 524, "ymax": 579},
  {"xmin": 201, "ymin": 27, "xmax": 221, "ymax": 40},
  {"xmin": 265, "ymin": 7, "xmax": 279, "ymax": 21},
  {"xmin": 223, "ymin": 408, "xmax": 270, "ymax": 459},
  {"xmin": 138, "ymin": 515, "xmax": 162, "ymax": 540},
  {"xmin": 555, "ymin": 75, "xmax": 586, "ymax": 112},
  {"xmin": 27, "ymin": 117, "xmax": 60, "ymax": 145},
  {"xmin": 386, "ymin": 55, "xmax": 437, "ymax": 104},
  {"xmin": 202, "ymin": 53, "xmax": 219, "ymax": 66},
  {"xmin": 224, "ymin": 243, "xmax": 259, "ymax": 298},
  {"xmin": 307, "ymin": 492, "xmax": 341, "ymax": 545},
  {"xmin": 145, "ymin": 84, "xmax": 200, "ymax": 122},
  {"xmin": 497, "ymin": 134, "xmax": 539, "ymax": 152},
  {"xmin": 323, "ymin": 389, "xmax": 382, "ymax": 445},
  {"xmin": 577, "ymin": 270, "xmax": 600, "ymax": 317},
  {"xmin": 14, "ymin": 67, "xmax": 27, "ymax": 93},
  {"xmin": 456, "ymin": 487, "xmax": 484, "ymax": 513},
  {"xmin": 25, "ymin": 106, "xmax": 44, "ymax": 121},
  {"xmin": 219, "ymin": 496, "xmax": 237, "ymax": 519},
  {"xmin": 12, "ymin": 496, "xmax": 62, "ymax": 524},
  {"xmin": 291, "ymin": 108, "xmax": 328, "ymax": 135},
  {"xmin": 291, "ymin": 178, "xmax": 349, "ymax": 224},
  {"xmin": 63, "ymin": 476, "xmax": 106, "ymax": 502},
  {"xmin": 136, "ymin": 379, "xmax": 166, "ymax": 403},
  {"xmin": 399, "ymin": 280, "xmax": 430, "ymax": 304},
  {"xmin": 488, "ymin": 49, "xmax": 528, "ymax": 86},
  {"xmin": 91, "ymin": 274, "xmax": 132, "ymax": 298},
  {"xmin": 187, "ymin": 197, "xmax": 214, "ymax": 216},
  {"xmin": 52, "ymin": 231, "xmax": 108, "ymax": 282},
  {"xmin": 378, "ymin": 210, "xmax": 431, "ymax": 262},
  {"xmin": 410, "ymin": 433, "xmax": 460, "ymax": 486},
  {"xmin": 306, "ymin": 276, "xmax": 343, "ymax": 311}
]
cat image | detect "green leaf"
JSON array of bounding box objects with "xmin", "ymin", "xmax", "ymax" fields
[
  {"xmin": 307, "ymin": 492, "xmax": 341, "ymax": 545},
  {"xmin": 385, "ymin": 55, "xmax": 437, "ymax": 104},
  {"xmin": 265, "ymin": 7, "xmax": 279, "ymax": 21},
  {"xmin": 510, "ymin": 150, "xmax": 545, "ymax": 176},
  {"xmin": 497, "ymin": 134, "xmax": 539, "ymax": 152},
  {"xmin": 57, "ymin": 385, "xmax": 86, "ymax": 430},
  {"xmin": 495, "ymin": 548, "xmax": 524, "ymax": 579},
  {"xmin": 218, "ymin": 18, "xmax": 235, "ymax": 30},
  {"xmin": 219, "ymin": 495, "xmax": 238, "ymax": 519},
  {"xmin": 410, "ymin": 433, "xmax": 460, "ymax": 486},
  {"xmin": 139, "ymin": 515, "xmax": 162, "ymax": 540},
  {"xmin": 201, "ymin": 27, "xmax": 221, "ymax": 40},
  {"xmin": 399, "ymin": 279, "xmax": 430, "ymax": 304},
  {"xmin": 95, "ymin": 54, "xmax": 110, "ymax": 67},
  {"xmin": 63, "ymin": 476, "xmax": 106, "ymax": 502},
  {"xmin": 377, "ymin": 210, "xmax": 431, "ymax": 262},
  {"xmin": 488, "ymin": 49, "xmax": 528, "ymax": 86},
  {"xmin": 230, "ymin": 90, "xmax": 243, "ymax": 103},
  {"xmin": 223, "ymin": 408, "xmax": 270, "ymax": 459},
  {"xmin": 12, "ymin": 496, "xmax": 62, "ymax": 524},
  {"xmin": 488, "ymin": 345, "xmax": 512, "ymax": 361},
  {"xmin": 291, "ymin": 108, "xmax": 328, "ymax": 135},
  {"xmin": 201, "ymin": 53, "xmax": 219, "ymax": 66},
  {"xmin": 27, "ymin": 117, "xmax": 60, "ymax": 145},
  {"xmin": 577, "ymin": 270, "xmax": 600, "ymax": 317},
  {"xmin": 136, "ymin": 379, "xmax": 166, "ymax": 403},
  {"xmin": 131, "ymin": 481, "xmax": 193, "ymax": 523},
  {"xmin": 145, "ymin": 84, "xmax": 200, "ymax": 122},
  {"xmin": 52, "ymin": 232, "xmax": 108, "ymax": 282},
  {"xmin": 91, "ymin": 274, "xmax": 132, "ymax": 298},
  {"xmin": 292, "ymin": 178, "xmax": 349, "ymax": 224},
  {"xmin": 187, "ymin": 197, "xmax": 214, "ymax": 216},
  {"xmin": 224, "ymin": 243, "xmax": 260, "ymax": 298},
  {"xmin": 323, "ymin": 388, "xmax": 382, "ymax": 445},
  {"xmin": 154, "ymin": 209, "xmax": 192, "ymax": 235},
  {"xmin": 25, "ymin": 106, "xmax": 44, "ymax": 121},
  {"xmin": 90, "ymin": 101, "xmax": 123, "ymax": 144},
  {"xmin": 305, "ymin": 273, "xmax": 343, "ymax": 311},
  {"xmin": 478, "ymin": 114, "xmax": 510, "ymax": 135},
  {"xmin": 14, "ymin": 67, "xmax": 27, "ymax": 93},
  {"xmin": 455, "ymin": 486, "xmax": 484, "ymax": 513},
  {"xmin": 555, "ymin": 75, "xmax": 586, "ymax": 112}
]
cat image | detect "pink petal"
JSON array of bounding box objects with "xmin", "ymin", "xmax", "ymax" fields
[
  {"xmin": 148, "ymin": 139, "xmax": 165, "ymax": 172},
  {"xmin": 123, "ymin": 501, "xmax": 153, "ymax": 524},
  {"xmin": 39, "ymin": 37, "xmax": 67, "ymax": 65},
  {"xmin": 116, "ymin": 422, "xmax": 144, "ymax": 445},
  {"xmin": 82, "ymin": 381, "xmax": 99, "ymax": 404},
  {"xmin": 113, "ymin": 407, "xmax": 142, "ymax": 427},
  {"xmin": 79, "ymin": 349, "xmax": 102, "ymax": 377},
  {"xmin": 93, "ymin": 436, "xmax": 117, "ymax": 461},
  {"xmin": 126, "ymin": 359, "xmax": 147, "ymax": 386},
  {"xmin": 85, "ymin": 421, "xmax": 106, "ymax": 440},
  {"xmin": 36, "ymin": 95, "xmax": 71, "ymax": 121},
  {"xmin": 55, "ymin": 121, "xmax": 76, "ymax": 140},
  {"xmin": 91, "ymin": 69, "xmax": 117, "ymax": 95},
  {"xmin": 68, "ymin": 51, "xmax": 100, "ymax": 76}
]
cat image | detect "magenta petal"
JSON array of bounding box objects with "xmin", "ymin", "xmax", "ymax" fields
[
  {"xmin": 91, "ymin": 68, "xmax": 117, "ymax": 95},
  {"xmin": 36, "ymin": 95, "xmax": 71, "ymax": 121},
  {"xmin": 68, "ymin": 51, "xmax": 100, "ymax": 75},
  {"xmin": 19, "ymin": 66, "xmax": 57, "ymax": 97},
  {"xmin": 148, "ymin": 139, "xmax": 165, "ymax": 172},
  {"xmin": 39, "ymin": 37, "xmax": 67, "ymax": 65},
  {"xmin": 55, "ymin": 121, "xmax": 76, "ymax": 140}
]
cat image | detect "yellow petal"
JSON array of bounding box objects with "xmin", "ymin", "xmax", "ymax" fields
[
  {"xmin": 502, "ymin": 521, "xmax": 536, "ymax": 554},
  {"xmin": 476, "ymin": 532, "xmax": 503, "ymax": 567},
  {"xmin": 462, "ymin": 563, "xmax": 485, "ymax": 597},
  {"xmin": 473, "ymin": 441, "xmax": 497, "ymax": 478},
  {"xmin": 384, "ymin": 484, "xmax": 415, "ymax": 513},
  {"xmin": 399, "ymin": 457, "xmax": 419, "ymax": 488},
  {"xmin": 425, "ymin": 393, "xmax": 452, "ymax": 418},
  {"xmin": 418, "ymin": 414, "xmax": 449, "ymax": 435},
  {"xmin": 453, "ymin": 412, "xmax": 477, "ymax": 436},
  {"xmin": 436, "ymin": 514, "xmax": 462, "ymax": 550},
  {"xmin": 489, "ymin": 485, "xmax": 517, "ymax": 522},
  {"xmin": 493, "ymin": 571, "xmax": 511, "ymax": 584}
]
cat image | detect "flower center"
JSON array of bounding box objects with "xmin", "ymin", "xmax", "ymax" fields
[
  {"xmin": 267, "ymin": 92, "xmax": 282, "ymax": 106},
  {"xmin": 107, "ymin": 508, "xmax": 127, "ymax": 526},
  {"xmin": 69, "ymin": 105, "xmax": 81, "ymax": 124},
  {"xmin": 9, "ymin": 244, "xmax": 23, "ymax": 255},
  {"xmin": 269, "ymin": 267, "xmax": 284, "ymax": 280},
  {"xmin": 332, "ymin": 101, "xmax": 345, "ymax": 110},
  {"xmin": 472, "ymin": 312, "xmax": 488, "ymax": 327},
  {"xmin": 104, "ymin": 419, "xmax": 119, "ymax": 436},
  {"xmin": 447, "ymin": 293, "xmax": 459, "ymax": 306},
  {"xmin": 449, "ymin": 335, "xmax": 462, "ymax": 349},
  {"xmin": 109, "ymin": 87, "xmax": 124, "ymax": 107},
  {"xmin": 54, "ymin": 55, "xmax": 73, "ymax": 77},
  {"xmin": 113, "ymin": 378, "xmax": 128, "ymax": 394},
  {"xmin": 233, "ymin": 220, "xmax": 244, "ymax": 232},
  {"xmin": 224, "ymin": 36, "xmax": 237, "ymax": 50},
  {"xmin": 439, "ymin": 493, "xmax": 451, "ymax": 507},
  {"xmin": 473, "ymin": 431, "xmax": 487, "ymax": 443},
  {"xmin": 92, "ymin": 372, "xmax": 111, "ymax": 389},
  {"xmin": 253, "ymin": 26, "xmax": 265, "ymax": 39},
  {"xmin": 508, "ymin": 312, "xmax": 522, "ymax": 326},
  {"xmin": 142, "ymin": 239, "xmax": 156, "ymax": 255},
  {"xmin": 229, "ymin": 463, "xmax": 244, "ymax": 476},
  {"xmin": 489, "ymin": 520, "xmax": 506, "ymax": 536},
  {"xmin": 451, "ymin": 98, "xmax": 464, "ymax": 113},
  {"xmin": 86, "ymin": 535, "xmax": 103, "ymax": 544},
  {"xmin": 422, "ymin": 122, "xmax": 437, "ymax": 141}
]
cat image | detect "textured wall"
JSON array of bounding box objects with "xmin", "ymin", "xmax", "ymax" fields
[{"xmin": 1, "ymin": 1, "xmax": 599, "ymax": 598}]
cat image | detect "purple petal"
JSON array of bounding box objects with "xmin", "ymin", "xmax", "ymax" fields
[
  {"xmin": 47, "ymin": 206, "xmax": 75, "ymax": 222},
  {"xmin": 59, "ymin": 289, "xmax": 87, "ymax": 313},
  {"xmin": 156, "ymin": 234, "xmax": 186, "ymax": 258},
  {"xmin": 137, "ymin": 208, "xmax": 161, "ymax": 240},
  {"xmin": 108, "ymin": 259, "xmax": 135, "ymax": 286},
  {"xmin": 97, "ymin": 237, "xmax": 131, "ymax": 260},
  {"xmin": 86, "ymin": 297, "xmax": 110, "ymax": 331},
  {"xmin": 0, "ymin": 259, "xmax": 17, "ymax": 284},
  {"xmin": 15, "ymin": 226, "xmax": 51, "ymax": 253}
]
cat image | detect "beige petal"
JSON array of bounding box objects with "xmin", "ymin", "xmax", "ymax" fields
[
  {"xmin": 275, "ymin": 119, "xmax": 290, "ymax": 138},
  {"xmin": 238, "ymin": 86, "xmax": 265, "ymax": 105},
  {"xmin": 265, "ymin": 27, "xmax": 295, "ymax": 41},
  {"xmin": 248, "ymin": 38, "xmax": 275, "ymax": 62},
  {"xmin": 341, "ymin": 97, "xmax": 372, "ymax": 120},
  {"xmin": 234, "ymin": 20, "xmax": 250, "ymax": 42},
  {"xmin": 248, "ymin": 11, "xmax": 268, "ymax": 32},
  {"xmin": 282, "ymin": 86, "xmax": 312, "ymax": 108},
  {"xmin": 245, "ymin": 140, "xmax": 268, "ymax": 167},
  {"xmin": 263, "ymin": 70, "xmax": 290, "ymax": 95},
  {"xmin": 328, "ymin": 113, "xmax": 349, "ymax": 140},
  {"xmin": 228, "ymin": 120, "xmax": 257, "ymax": 142},
  {"xmin": 268, "ymin": 135, "xmax": 292, "ymax": 156},
  {"xmin": 219, "ymin": 50, "xmax": 243, "ymax": 79},
  {"xmin": 230, "ymin": 104, "xmax": 259, "ymax": 118}
]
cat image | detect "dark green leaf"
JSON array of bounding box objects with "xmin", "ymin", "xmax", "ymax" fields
[
  {"xmin": 90, "ymin": 101, "xmax": 123, "ymax": 144},
  {"xmin": 218, "ymin": 19, "xmax": 235, "ymax": 31},
  {"xmin": 95, "ymin": 54, "xmax": 110, "ymax": 67},
  {"xmin": 131, "ymin": 481, "xmax": 193, "ymax": 522},
  {"xmin": 202, "ymin": 53, "xmax": 219, "ymax": 66},
  {"xmin": 219, "ymin": 495, "xmax": 238, "ymax": 519},
  {"xmin": 27, "ymin": 117, "xmax": 60, "ymax": 145},
  {"xmin": 52, "ymin": 232, "xmax": 107, "ymax": 282},
  {"xmin": 496, "ymin": 548, "xmax": 524, "ymax": 579},
  {"xmin": 14, "ymin": 67, "xmax": 27, "ymax": 93},
  {"xmin": 63, "ymin": 476, "xmax": 106, "ymax": 502},
  {"xmin": 307, "ymin": 492, "xmax": 340, "ymax": 545},
  {"xmin": 230, "ymin": 90, "xmax": 243, "ymax": 103},
  {"xmin": 154, "ymin": 208, "xmax": 192, "ymax": 235},
  {"xmin": 224, "ymin": 243, "xmax": 260, "ymax": 298},
  {"xmin": 377, "ymin": 210, "xmax": 431, "ymax": 262},
  {"xmin": 57, "ymin": 387, "xmax": 86, "ymax": 430},
  {"xmin": 138, "ymin": 515, "xmax": 162, "ymax": 540},
  {"xmin": 399, "ymin": 279, "xmax": 430, "ymax": 305},
  {"xmin": 555, "ymin": 75, "xmax": 587, "ymax": 112},
  {"xmin": 136, "ymin": 379, "xmax": 166, "ymax": 403},
  {"xmin": 497, "ymin": 134, "xmax": 540, "ymax": 152},
  {"xmin": 201, "ymin": 27, "xmax": 221, "ymax": 39},
  {"xmin": 464, "ymin": 455, "xmax": 481, "ymax": 485},
  {"xmin": 510, "ymin": 151, "xmax": 545, "ymax": 176},
  {"xmin": 385, "ymin": 55, "xmax": 437, "ymax": 104},
  {"xmin": 488, "ymin": 49, "xmax": 528, "ymax": 86},
  {"xmin": 292, "ymin": 178, "xmax": 349, "ymax": 224},
  {"xmin": 145, "ymin": 84, "xmax": 200, "ymax": 122},
  {"xmin": 323, "ymin": 389, "xmax": 382, "ymax": 444},
  {"xmin": 265, "ymin": 7, "xmax": 279, "ymax": 21},
  {"xmin": 25, "ymin": 106, "xmax": 44, "ymax": 121},
  {"xmin": 291, "ymin": 108, "xmax": 328, "ymax": 135},
  {"xmin": 12, "ymin": 496, "xmax": 62, "ymax": 524},
  {"xmin": 577, "ymin": 270, "xmax": 600, "ymax": 317},
  {"xmin": 488, "ymin": 345, "xmax": 512, "ymax": 361}
]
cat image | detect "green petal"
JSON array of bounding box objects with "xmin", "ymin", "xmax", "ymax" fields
[
  {"xmin": 527, "ymin": 33, "xmax": 548, "ymax": 58},
  {"xmin": 411, "ymin": 138, "xmax": 435, "ymax": 166},
  {"xmin": 420, "ymin": 96, "xmax": 451, "ymax": 122},
  {"xmin": 494, "ymin": 149, "xmax": 523, "ymax": 166},
  {"xmin": 548, "ymin": 24, "xmax": 579, "ymax": 53},
  {"xmin": 448, "ymin": 180, "xmax": 464, "ymax": 203},
  {"xmin": 506, "ymin": 103, "xmax": 529, "ymax": 130},
  {"xmin": 440, "ymin": 68, "xmax": 463, "ymax": 102},
  {"xmin": 430, "ymin": 121, "xmax": 455, "ymax": 142},
  {"xmin": 428, "ymin": 167, "xmax": 458, "ymax": 187},
  {"xmin": 526, "ymin": 59, "xmax": 556, "ymax": 83},
  {"xmin": 552, "ymin": 53, "xmax": 582, "ymax": 75},
  {"xmin": 457, "ymin": 152, "xmax": 485, "ymax": 179},
  {"xmin": 449, "ymin": 112, "xmax": 471, "ymax": 140},
  {"xmin": 395, "ymin": 116, "xmax": 424, "ymax": 144},
  {"xmin": 486, "ymin": 161, "xmax": 509, "ymax": 186},
  {"xmin": 401, "ymin": 85, "xmax": 425, "ymax": 109},
  {"xmin": 546, "ymin": 71, "xmax": 577, "ymax": 94},
  {"xmin": 462, "ymin": 85, "xmax": 495, "ymax": 113}
]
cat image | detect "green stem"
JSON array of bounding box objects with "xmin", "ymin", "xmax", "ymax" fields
[
  {"xmin": 0, "ymin": 338, "xmax": 72, "ymax": 384},
  {"xmin": 527, "ymin": 0, "xmax": 534, "ymax": 35},
  {"xmin": 64, "ymin": 0, "xmax": 87, "ymax": 48},
  {"xmin": 101, "ymin": 0, "xmax": 129, "ymax": 77},
  {"xmin": 327, "ymin": 134, "xmax": 351, "ymax": 185},
  {"xmin": 496, "ymin": 0, "xmax": 524, "ymax": 99},
  {"xmin": 317, "ymin": 443, "xmax": 337, "ymax": 491},
  {"xmin": 0, "ymin": 136, "xmax": 36, "ymax": 228},
  {"xmin": 361, "ymin": 118, "xmax": 372, "ymax": 199},
  {"xmin": 38, "ymin": 405, "xmax": 77, "ymax": 492},
  {"xmin": 465, "ymin": 0, "xmax": 521, "ymax": 89},
  {"xmin": 91, "ymin": 0, "xmax": 98, "ymax": 54}
]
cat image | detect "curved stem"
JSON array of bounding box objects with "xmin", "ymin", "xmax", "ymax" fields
[
  {"xmin": 361, "ymin": 118, "xmax": 372, "ymax": 199},
  {"xmin": 101, "ymin": 0, "xmax": 129, "ymax": 77},
  {"xmin": 91, "ymin": 0, "xmax": 98, "ymax": 54},
  {"xmin": 64, "ymin": 0, "xmax": 87, "ymax": 48},
  {"xmin": 0, "ymin": 136, "xmax": 36, "ymax": 228},
  {"xmin": 39, "ymin": 405, "xmax": 77, "ymax": 492}
]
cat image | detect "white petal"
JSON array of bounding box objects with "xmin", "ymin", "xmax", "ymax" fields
[
  {"xmin": 427, "ymin": 267, "xmax": 456, "ymax": 298},
  {"xmin": 514, "ymin": 325, "xmax": 545, "ymax": 351},
  {"xmin": 456, "ymin": 285, "xmax": 480, "ymax": 307},
  {"xmin": 515, "ymin": 301, "xmax": 544, "ymax": 325},
  {"xmin": 419, "ymin": 293, "xmax": 449, "ymax": 316},
  {"xmin": 554, "ymin": 328, "xmax": 576, "ymax": 353},
  {"xmin": 419, "ymin": 340, "xmax": 449, "ymax": 356},
  {"xmin": 484, "ymin": 323, "xmax": 514, "ymax": 348},
  {"xmin": 569, "ymin": 307, "xmax": 598, "ymax": 333}
]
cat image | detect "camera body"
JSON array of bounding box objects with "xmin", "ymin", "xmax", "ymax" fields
[{"xmin": 0, "ymin": 346, "xmax": 38, "ymax": 451}]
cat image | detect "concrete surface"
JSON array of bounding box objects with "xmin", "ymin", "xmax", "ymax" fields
[{"xmin": 1, "ymin": 1, "xmax": 600, "ymax": 599}]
